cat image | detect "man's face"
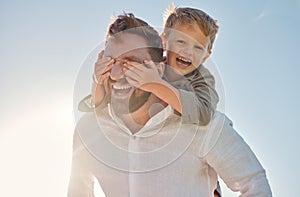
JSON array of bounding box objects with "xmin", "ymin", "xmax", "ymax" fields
[
  {"xmin": 103, "ymin": 33, "xmax": 152, "ymax": 114},
  {"xmin": 165, "ymin": 23, "xmax": 211, "ymax": 75}
]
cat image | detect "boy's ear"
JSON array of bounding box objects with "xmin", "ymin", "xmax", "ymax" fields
[
  {"xmin": 157, "ymin": 62, "xmax": 165, "ymax": 77},
  {"xmin": 202, "ymin": 50, "xmax": 211, "ymax": 63},
  {"xmin": 160, "ymin": 33, "xmax": 166, "ymax": 52}
]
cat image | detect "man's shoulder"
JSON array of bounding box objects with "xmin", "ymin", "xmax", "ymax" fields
[
  {"xmin": 196, "ymin": 111, "xmax": 234, "ymax": 157},
  {"xmin": 210, "ymin": 111, "xmax": 233, "ymax": 130},
  {"xmin": 75, "ymin": 107, "xmax": 111, "ymax": 132},
  {"xmin": 74, "ymin": 107, "xmax": 115, "ymax": 147}
]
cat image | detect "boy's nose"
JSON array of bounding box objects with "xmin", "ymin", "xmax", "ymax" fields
[
  {"xmin": 183, "ymin": 46, "xmax": 193, "ymax": 56},
  {"xmin": 179, "ymin": 45, "xmax": 193, "ymax": 57},
  {"xmin": 110, "ymin": 62, "xmax": 125, "ymax": 81}
]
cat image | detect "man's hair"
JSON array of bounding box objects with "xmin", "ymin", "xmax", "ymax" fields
[
  {"xmin": 106, "ymin": 13, "xmax": 163, "ymax": 63},
  {"xmin": 163, "ymin": 5, "xmax": 219, "ymax": 52}
]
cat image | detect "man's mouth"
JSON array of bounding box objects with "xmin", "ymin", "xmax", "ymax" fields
[
  {"xmin": 112, "ymin": 84, "xmax": 133, "ymax": 96},
  {"xmin": 176, "ymin": 56, "xmax": 192, "ymax": 68}
]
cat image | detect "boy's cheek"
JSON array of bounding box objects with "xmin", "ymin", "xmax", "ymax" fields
[{"xmin": 166, "ymin": 44, "xmax": 181, "ymax": 54}]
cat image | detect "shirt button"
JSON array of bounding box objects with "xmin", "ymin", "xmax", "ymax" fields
[{"xmin": 132, "ymin": 136, "xmax": 136, "ymax": 140}]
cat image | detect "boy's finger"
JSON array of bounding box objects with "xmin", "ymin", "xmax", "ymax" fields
[
  {"xmin": 101, "ymin": 72, "xmax": 110, "ymax": 80},
  {"xmin": 94, "ymin": 63, "xmax": 113, "ymax": 78},
  {"xmin": 126, "ymin": 76, "xmax": 139, "ymax": 87},
  {"xmin": 125, "ymin": 61, "xmax": 144, "ymax": 71},
  {"xmin": 97, "ymin": 50, "xmax": 104, "ymax": 60},
  {"xmin": 96, "ymin": 72, "xmax": 110, "ymax": 85},
  {"xmin": 158, "ymin": 62, "xmax": 165, "ymax": 68},
  {"xmin": 123, "ymin": 64, "xmax": 142, "ymax": 74},
  {"xmin": 95, "ymin": 59, "xmax": 114, "ymax": 73},
  {"xmin": 145, "ymin": 60, "xmax": 162, "ymax": 70},
  {"xmin": 102, "ymin": 63, "xmax": 113, "ymax": 73},
  {"xmin": 143, "ymin": 60, "xmax": 157, "ymax": 69},
  {"xmin": 96, "ymin": 57, "xmax": 113, "ymax": 65},
  {"xmin": 124, "ymin": 68, "xmax": 141, "ymax": 79},
  {"xmin": 128, "ymin": 66, "xmax": 145, "ymax": 77}
]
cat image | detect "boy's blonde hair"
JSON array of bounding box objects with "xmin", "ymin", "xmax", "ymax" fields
[{"xmin": 163, "ymin": 5, "xmax": 219, "ymax": 52}]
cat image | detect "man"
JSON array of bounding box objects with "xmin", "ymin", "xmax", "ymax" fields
[{"xmin": 68, "ymin": 13, "xmax": 272, "ymax": 196}]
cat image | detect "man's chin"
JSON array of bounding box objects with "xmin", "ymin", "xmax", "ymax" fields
[
  {"xmin": 112, "ymin": 87, "xmax": 133, "ymax": 99},
  {"xmin": 128, "ymin": 91, "xmax": 151, "ymax": 113},
  {"xmin": 109, "ymin": 86, "xmax": 134, "ymax": 114},
  {"xmin": 110, "ymin": 91, "xmax": 151, "ymax": 114}
]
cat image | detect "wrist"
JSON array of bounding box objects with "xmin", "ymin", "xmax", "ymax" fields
[
  {"xmin": 142, "ymin": 78, "xmax": 165, "ymax": 92},
  {"xmin": 93, "ymin": 73, "xmax": 104, "ymax": 85}
]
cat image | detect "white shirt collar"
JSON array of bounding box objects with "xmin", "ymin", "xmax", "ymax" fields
[{"xmin": 108, "ymin": 103, "xmax": 173, "ymax": 137}]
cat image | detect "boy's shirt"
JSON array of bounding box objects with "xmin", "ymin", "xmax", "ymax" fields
[
  {"xmin": 78, "ymin": 64, "xmax": 219, "ymax": 125},
  {"xmin": 165, "ymin": 64, "xmax": 219, "ymax": 124}
]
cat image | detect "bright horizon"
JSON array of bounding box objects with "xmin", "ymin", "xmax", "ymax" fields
[{"xmin": 1, "ymin": 0, "xmax": 299, "ymax": 196}]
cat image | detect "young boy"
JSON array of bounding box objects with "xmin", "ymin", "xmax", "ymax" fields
[{"xmin": 79, "ymin": 6, "xmax": 219, "ymax": 125}]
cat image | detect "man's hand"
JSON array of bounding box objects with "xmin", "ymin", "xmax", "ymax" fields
[{"xmin": 124, "ymin": 60, "xmax": 164, "ymax": 92}]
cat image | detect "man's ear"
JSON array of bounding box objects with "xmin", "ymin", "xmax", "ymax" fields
[
  {"xmin": 157, "ymin": 62, "xmax": 165, "ymax": 77},
  {"xmin": 160, "ymin": 33, "xmax": 166, "ymax": 52}
]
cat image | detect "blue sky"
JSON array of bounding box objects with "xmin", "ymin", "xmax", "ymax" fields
[{"xmin": 1, "ymin": 0, "xmax": 299, "ymax": 196}]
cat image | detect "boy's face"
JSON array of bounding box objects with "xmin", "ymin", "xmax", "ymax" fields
[{"xmin": 164, "ymin": 23, "xmax": 211, "ymax": 75}]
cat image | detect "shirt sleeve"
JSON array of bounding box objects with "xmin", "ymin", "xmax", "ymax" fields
[
  {"xmin": 78, "ymin": 95, "xmax": 108, "ymax": 112},
  {"xmin": 203, "ymin": 115, "xmax": 272, "ymax": 196},
  {"xmin": 172, "ymin": 65, "xmax": 219, "ymax": 125},
  {"xmin": 67, "ymin": 129, "xmax": 95, "ymax": 197}
]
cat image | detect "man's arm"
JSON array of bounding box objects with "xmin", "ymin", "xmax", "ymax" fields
[
  {"xmin": 68, "ymin": 129, "xmax": 95, "ymax": 197},
  {"xmin": 203, "ymin": 114, "xmax": 272, "ymax": 196}
]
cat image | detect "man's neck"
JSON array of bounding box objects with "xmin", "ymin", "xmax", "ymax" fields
[{"xmin": 117, "ymin": 95, "xmax": 167, "ymax": 134}]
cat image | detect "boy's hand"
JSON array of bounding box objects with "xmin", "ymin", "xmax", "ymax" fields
[
  {"xmin": 91, "ymin": 50, "xmax": 114, "ymax": 108},
  {"xmin": 124, "ymin": 60, "xmax": 164, "ymax": 92},
  {"xmin": 93, "ymin": 50, "xmax": 114, "ymax": 85}
]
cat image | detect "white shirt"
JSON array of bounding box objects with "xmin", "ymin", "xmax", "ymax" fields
[{"xmin": 68, "ymin": 106, "xmax": 272, "ymax": 197}]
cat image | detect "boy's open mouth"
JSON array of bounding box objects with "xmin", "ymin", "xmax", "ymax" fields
[{"xmin": 176, "ymin": 56, "xmax": 192, "ymax": 67}]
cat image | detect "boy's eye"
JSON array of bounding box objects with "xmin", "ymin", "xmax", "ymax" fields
[
  {"xmin": 195, "ymin": 45, "xmax": 204, "ymax": 51},
  {"xmin": 176, "ymin": 40, "xmax": 185, "ymax": 44}
]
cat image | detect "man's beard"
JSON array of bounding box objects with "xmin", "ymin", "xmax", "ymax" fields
[
  {"xmin": 111, "ymin": 90, "xmax": 151, "ymax": 114},
  {"xmin": 107, "ymin": 78, "xmax": 151, "ymax": 114}
]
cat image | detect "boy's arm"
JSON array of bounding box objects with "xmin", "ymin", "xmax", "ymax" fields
[
  {"xmin": 144, "ymin": 80, "xmax": 182, "ymax": 113},
  {"xmin": 176, "ymin": 65, "xmax": 219, "ymax": 125},
  {"xmin": 78, "ymin": 51, "xmax": 113, "ymax": 112},
  {"xmin": 78, "ymin": 82, "xmax": 108, "ymax": 112},
  {"xmin": 125, "ymin": 61, "xmax": 218, "ymax": 125},
  {"xmin": 124, "ymin": 60, "xmax": 182, "ymax": 114}
]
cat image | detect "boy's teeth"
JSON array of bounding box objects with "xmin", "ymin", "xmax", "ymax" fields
[{"xmin": 178, "ymin": 57, "xmax": 191, "ymax": 63}]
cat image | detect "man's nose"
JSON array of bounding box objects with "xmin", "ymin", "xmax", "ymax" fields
[{"xmin": 110, "ymin": 62, "xmax": 125, "ymax": 81}]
